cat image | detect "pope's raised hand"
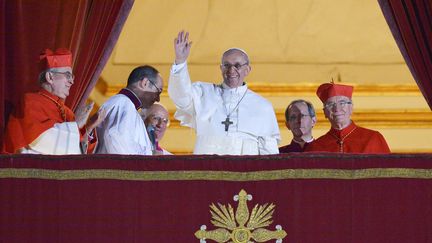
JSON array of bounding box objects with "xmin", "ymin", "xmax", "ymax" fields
[{"xmin": 174, "ymin": 30, "xmax": 192, "ymax": 65}]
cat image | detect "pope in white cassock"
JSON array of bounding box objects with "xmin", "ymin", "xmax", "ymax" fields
[
  {"xmin": 168, "ymin": 31, "xmax": 280, "ymax": 155},
  {"xmin": 96, "ymin": 65, "xmax": 164, "ymax": 155}
]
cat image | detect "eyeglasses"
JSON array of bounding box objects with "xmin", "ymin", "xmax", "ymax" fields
[
  {"xmin": 221, "ymin": 62, "xmax": 249, "ymax": 70},
  {"xmin": 151, "ymin": 115, "xmax": 170, "ymax": 126},
  {"xmin": 324, "ymin": 100, "xmax": 352, "ymax": 110},
  {"xmin": 148, "ymin": 79, "xmax": 163, "ymax": 94},
  {"xmin": 50, "ymin": 71, "xmax": 75, "ymax": 81},
  {"xmin": 288, "ymin": 114, "xmax": 311, "ymax": 121}
]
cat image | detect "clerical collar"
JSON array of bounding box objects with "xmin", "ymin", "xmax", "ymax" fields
[
  {"xmin": 221, "ymin": 82, "xmax": 248, "ymax": 93},
  {"xmin": 293, "ymin": 137, "xmax": 314, "ymax": 144},
  {"xmin": 331, "ymin": 121, "xmax": 356, "ymax": 138},
  {"xmin": 39, "ymin": 89, "xmax": 65, "ymax": 103},
  {"xmin": 118, "ymin": 88, "xmax": 142, "ymax": 110}
]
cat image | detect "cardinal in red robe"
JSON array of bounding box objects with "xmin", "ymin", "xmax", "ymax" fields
[
  {"xmin": 3, "ymin": 48, "xmax": 103, "ymax": 154},
  {"xmin": 305, "ymin": 82, "xmax": 390, "ymax": 153}
]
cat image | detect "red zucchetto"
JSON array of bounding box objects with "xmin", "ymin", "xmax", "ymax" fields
[
  {"xmin": 39, "ymin": 48, "xmax": 72, "ymax": 70},
  {"xmin": 316, "ymin": 82, "xmax": 354, "ymax": 103}
]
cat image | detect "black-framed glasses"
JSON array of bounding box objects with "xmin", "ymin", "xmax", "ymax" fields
[
  {"xmin": 50, "ymin": 71, "xmax": 75, "ymax": 81},
  {"xmin": 148, "ymin": 79, "xmax": 162, "ymax": 93},
  {"xmin": 324, "ymin": 100, "xmax": 352, "ymax": 110},
  {"xmin": 288, "ymin": 114, "xmax": 311, "ymax": 121},
  {"xmin": 221, "ymin": 62, "xmax": 249, "ymax": 70}
]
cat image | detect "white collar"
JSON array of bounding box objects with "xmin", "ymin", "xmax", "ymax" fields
[
  {"xmin": 221, "ymin": 82, "xmax": 248, "ymax": 94},
  {"xmin": 293, "ymin": 137, "xmax": 314, "ymax": 144}
]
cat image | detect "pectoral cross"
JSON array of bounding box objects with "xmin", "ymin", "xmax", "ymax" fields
[{"xmin": 221, "ymin": 117, "xmax": 233, "ymax": 132}]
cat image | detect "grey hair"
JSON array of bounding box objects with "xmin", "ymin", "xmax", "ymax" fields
[
  {"xmin": 221, "ymin": 48, "xmax": 250, "ymax": 64},
  {"xmin": 38, "ymin": 67, "xmax": 65, "ymax": 84},
  {"xmin": 285, "ymin": 99, "xmax": 316, "ymax": 121}
]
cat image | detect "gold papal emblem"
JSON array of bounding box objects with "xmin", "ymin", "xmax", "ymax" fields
[{"xmin": 195, "ymin": 189, "xmax": 287, "ymax": 243}]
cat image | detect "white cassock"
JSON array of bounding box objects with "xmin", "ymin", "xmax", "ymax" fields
[
  {"xmin": 96, "ymin": 91, "xmax": 152, "ymax": 155},
  {"xmin": 20, "ymin": 122, "xmax": 81, "ymax": 154},
  {"xmin": 168, "ymin": 62, "xmax": 280, "ymax": 155}
]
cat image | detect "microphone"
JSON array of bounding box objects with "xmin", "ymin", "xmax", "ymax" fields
[{"xmin": 147, "ymin": 124, "xmax": 156, "ymax": 149}]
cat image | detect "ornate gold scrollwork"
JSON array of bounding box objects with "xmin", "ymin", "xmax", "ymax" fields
[{"xmin": 195, "ymin": 189, "xmax": 287, "ymax": 243}]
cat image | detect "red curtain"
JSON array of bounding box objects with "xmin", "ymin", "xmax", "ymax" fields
[
  {"xmin": 0, "ymin": 1, "xmax": 5, "ymax": 151},
  {"xmin": 378, "ymin": 0, "xmax": 432, "ymax": 109},
  {"xmin": 0, "ymin": 0, "xmax": 134, "ymax": 148},
  {"xmin": 69, "ymin": 0, "xmax": 134, "ymax": 109}
]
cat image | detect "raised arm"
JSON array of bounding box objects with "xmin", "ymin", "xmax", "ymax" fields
[
  {"xmin": 169, "ymin": 31, "xmax": 199, "ymax": 129},
  {"xmin": 174, "ymin": 30, "xmax": 192, "ymax": 64}
]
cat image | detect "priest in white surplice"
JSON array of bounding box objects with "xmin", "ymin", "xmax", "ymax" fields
[
  {"xmin": 168, "ymin": 31, "xmax": 280, "ymax": 155},
  {"xmin": 96, "ymin": 65, "xmax": 164, "ymax": 155}
]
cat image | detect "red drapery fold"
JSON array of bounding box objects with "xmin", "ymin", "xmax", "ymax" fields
[
  {"xmin": 0, "ymin": 1, "xmax": 6, "ymax": 149},
  {"xmin": 0, "ymin": 0, "xmax": 134, "ymax": 149},
  {"xmin": 69, "ymin": 0, "xmax": 134, "ymax": 110},
  {"xmin": 378, "ymin": 0, "xmax": 432, "ymax": 109}
]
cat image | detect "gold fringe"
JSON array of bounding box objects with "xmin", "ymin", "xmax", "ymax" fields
[{"xmin": 1, "ymin": 168, "xmax": 432, "ymax": 181}]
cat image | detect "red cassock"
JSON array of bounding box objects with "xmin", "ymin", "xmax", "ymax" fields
[
  {"xmin": 3, "ymin": 89, "xmax": 95, "ymax": 154},
  {"xmin": 305, "ymin": 121, "xmax": 390, "ymax": 153}
]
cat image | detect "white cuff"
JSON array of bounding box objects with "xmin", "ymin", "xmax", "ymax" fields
[{"xmin": 171, "ymin": 62, "xmax": 187, "ymax": 74}]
